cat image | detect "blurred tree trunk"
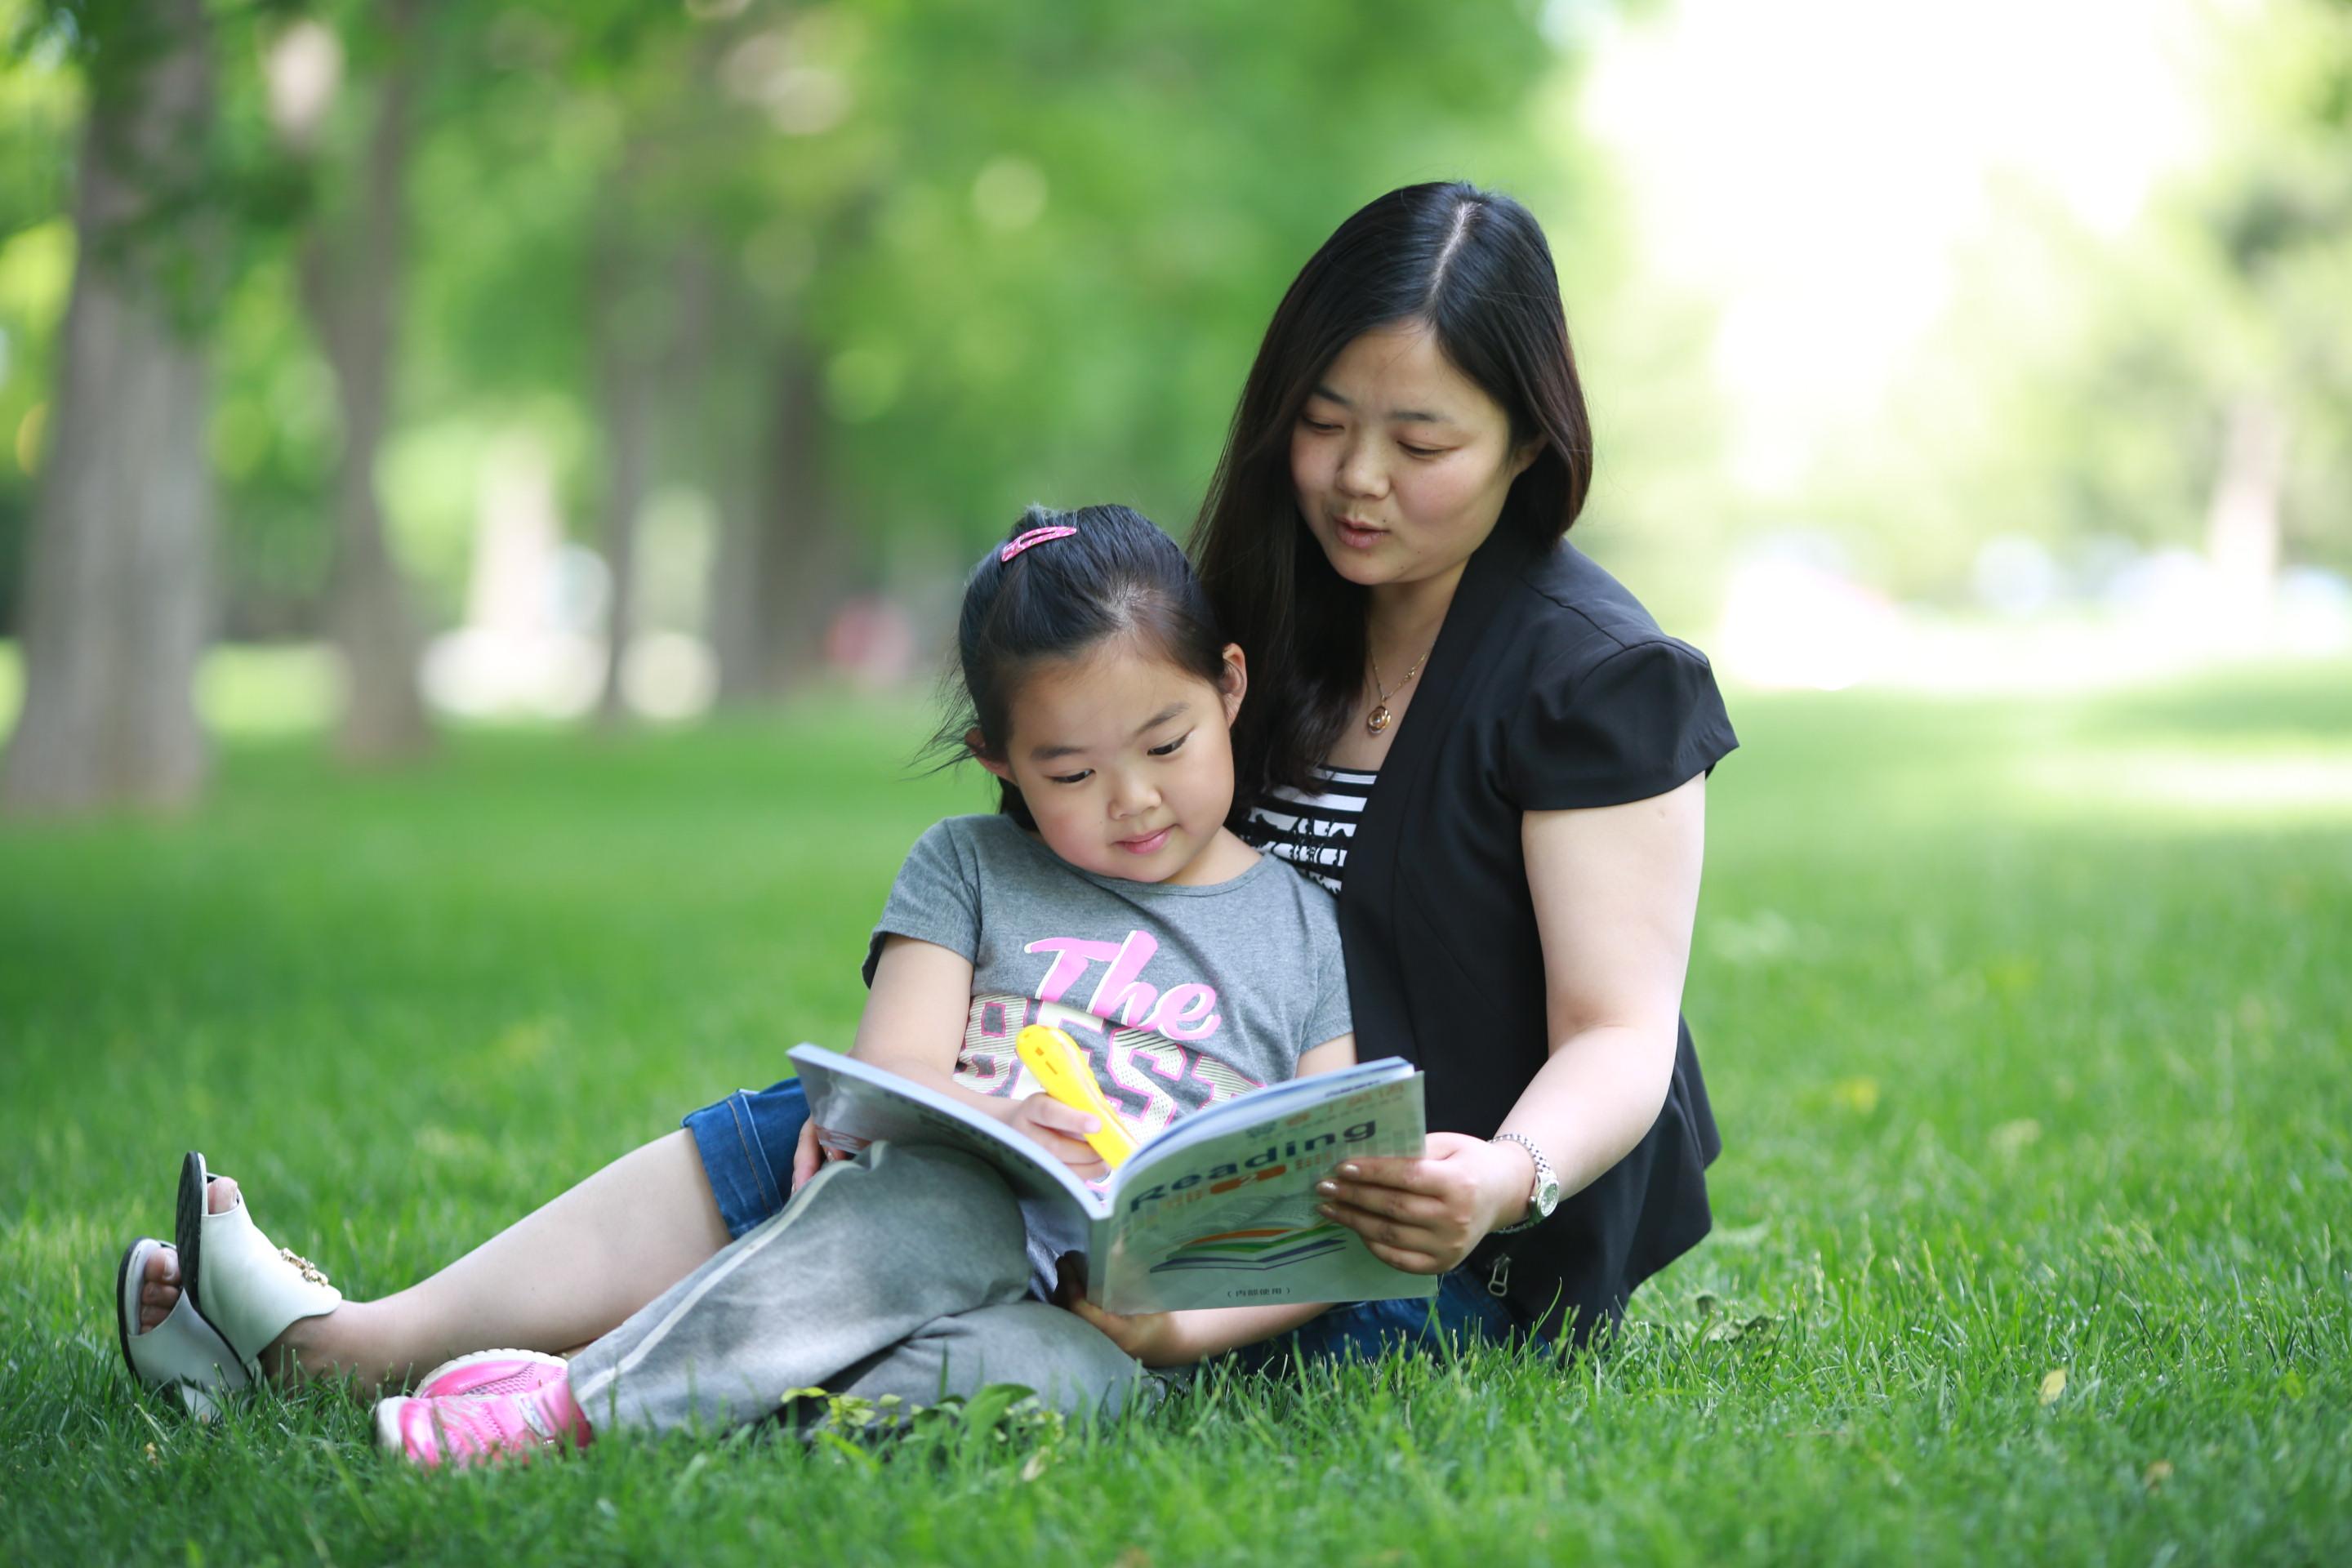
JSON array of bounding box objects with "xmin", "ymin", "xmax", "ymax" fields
[
  {"xmin": 2203, "ymin": 393, "xmax": 2286, "ymax": 626},
  {"xmin": 705, "ymin": 434, "xmax": 766, "ymax": 702},
  {"xmin": 703, "ymin": 262, "xmax": 766, "ymax": 705},
  {"xmin": 759, "ymin": 343, "xmax": 847, "ymax": 690},
  {"xmin": 589, "ymin": 159, "xmax": 655, "ymax": 729},
  {"xmin": 2, "ymin": 0, "xmax": 216, "ymax": 814},
  {"xmin": 710, "ymin": 337, "xmax": 843, "ymax": 701},
  {"xmin": 300, "ymin": 0, "xmax": 434, "ymax": 763}
]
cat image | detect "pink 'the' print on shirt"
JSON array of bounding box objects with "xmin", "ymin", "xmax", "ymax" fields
[{"xmin": 1024, "ymin": 930, "xmax": 1222, "ymax": 1042}]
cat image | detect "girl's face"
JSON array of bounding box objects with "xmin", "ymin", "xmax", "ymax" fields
[
  {"xmin": 1290, "ymin": 321, "xmax": 1541, "ymax": 599},
  {"xmin": 976, "ymin": 639, "xmax": 1249, "ymax": 887}
]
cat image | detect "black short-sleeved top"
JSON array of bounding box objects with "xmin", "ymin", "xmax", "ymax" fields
[{"xmin": 1317, "ymin": 529, "xmax": 1737, "ymax": 1342}]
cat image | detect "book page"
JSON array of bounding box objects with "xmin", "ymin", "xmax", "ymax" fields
[{"xmin": 1091, "ymin": 1071, "xmax": 1437, "ymax": 1312}]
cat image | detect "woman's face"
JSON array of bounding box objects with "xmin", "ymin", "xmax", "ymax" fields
[{"xmin": 1289, "ymin": 322, "xmax": 1539, "ymax": 598}]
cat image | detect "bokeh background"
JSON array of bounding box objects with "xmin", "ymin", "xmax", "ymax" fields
[{"xmin": 2, "ymin": 0, "xmax": 2345, "ymax": 797}]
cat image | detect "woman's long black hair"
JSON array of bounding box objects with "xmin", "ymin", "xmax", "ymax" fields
[
  {"xmin": 1189, "ymin": 181, "xmax": 1593, "ymax": 806},
  {"xmin": 932, "ymin": 503, "xmax": 1230, "ymax": 831}
]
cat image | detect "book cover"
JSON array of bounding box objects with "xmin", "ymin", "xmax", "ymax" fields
[{"xmin": 789, "ymin": 1045, "xmax": 1438, "ymax": 1313}]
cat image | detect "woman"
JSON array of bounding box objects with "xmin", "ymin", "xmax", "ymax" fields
[
  {"xmin": 118, "ymin": 180, "xmax": 1729, "ymax": 1404},
  {"xmin": 1193, "ymin": 180, "xmax": 1731, "ymax": 1352}
]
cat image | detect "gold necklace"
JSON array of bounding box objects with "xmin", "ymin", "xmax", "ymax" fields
[{"xmin": 1365, "ymin": 647, "xmax": 1429, "ymax": 734}]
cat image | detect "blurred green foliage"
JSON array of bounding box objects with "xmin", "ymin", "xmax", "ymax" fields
[
  {"xmin": 2, "ymin": 0, "xmax": 2346, "ymax": 641},
  {"xmin": 0, "ymin": 0, "xmax": 1602, "ymax": 638}
]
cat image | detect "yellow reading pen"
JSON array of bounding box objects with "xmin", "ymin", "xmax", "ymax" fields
[{"xmin": 1016, "ymin": 1024, "xmax": 1139, "ymax": 1169}]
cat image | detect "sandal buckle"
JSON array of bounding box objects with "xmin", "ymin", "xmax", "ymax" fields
[{"xmin": 278, "ymin": 1246, "xmax": 331, "ymax": 1288}]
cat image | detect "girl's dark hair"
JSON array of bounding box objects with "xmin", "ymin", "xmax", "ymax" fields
[
  {"xmin": 1190, "ymin": 181, "xmax": 1593, "ymax": 806},
  {"xmin": 934, "ymin": 503, "xmax": 1231, "ymax": 830}
]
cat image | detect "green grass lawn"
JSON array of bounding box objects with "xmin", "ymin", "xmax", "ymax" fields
[{"xmin": 3, "ymin": 666, "xmax": 2348, "ymax": 1565}]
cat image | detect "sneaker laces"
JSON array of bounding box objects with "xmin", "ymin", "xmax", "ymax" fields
[
  {"xmin": 514, "ymin": 1391, "xmax": 555, "ymax": 1442},
  {"xmin": 425, "ymin": 1356, "xmax": 564, "ymax": 1401}
]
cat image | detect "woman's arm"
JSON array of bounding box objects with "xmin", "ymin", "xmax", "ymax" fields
[{"xmin": 1316, "ymin": 773, "xmax": 1707, "ymax": 1270}]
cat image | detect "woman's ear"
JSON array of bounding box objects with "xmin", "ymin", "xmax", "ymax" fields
[
  {"xmin": 967, "ymin": 725, "xmax": 1013, "ymax": 782},
  {"xmin": 1218, "ymin": 643, "xmax": 1248, "ymax": 724},
  {"xmin": 1508, "ymin": 434, "xmax": 1545, "ymax": 480}
]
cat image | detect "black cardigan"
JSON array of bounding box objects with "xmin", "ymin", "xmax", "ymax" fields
[{"xmin": 1334, "ymin": 530, "xmax": 1737, "ymax": 1342}]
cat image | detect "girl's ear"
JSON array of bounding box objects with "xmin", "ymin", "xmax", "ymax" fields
[
  {"xmin": 1508, "ymin": 434, "xmax": 1545, "ymax": 480},
  {"xmin": 967, "ymin": 725, "xmax": 1013, "ymax": 782},
  {"xmin": 1217, "ymin": 643, "xmax": 1248, "ymax": 725}
]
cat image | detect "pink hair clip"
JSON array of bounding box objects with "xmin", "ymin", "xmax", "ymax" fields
[{"xmin": 1000, "ymin": 525, "xmax": 1078, "ymax": 563}]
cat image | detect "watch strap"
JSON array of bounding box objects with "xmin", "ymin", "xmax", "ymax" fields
[{"xmin": 1490, "ymin": 1131, "xmax": 1557, "ymax": 1235}]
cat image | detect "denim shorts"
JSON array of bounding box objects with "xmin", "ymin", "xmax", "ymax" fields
[
  {"xmin": 681, "ymin": 1076, "xmax": 1540, "ymax": 1363},
  {"xmin": 683, "ymin": 1077, "xmax": 815, "ymax": 1239}
]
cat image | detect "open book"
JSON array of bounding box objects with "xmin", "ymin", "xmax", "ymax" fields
[{"xmin": 789, "ymin": 1045, "xmax": 1438, "ymax": 1314}]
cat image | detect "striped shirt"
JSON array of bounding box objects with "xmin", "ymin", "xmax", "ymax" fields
[{"xmin": 1241, "ymin": 764, "xmax": 1377, "ymax": 897}]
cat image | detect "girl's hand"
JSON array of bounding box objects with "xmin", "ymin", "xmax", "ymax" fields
[
  {"xmin": 1314, "ymin": 1132, "xmax": 1535, "ymax": 1273},
  {"xmin": 1064, "ymin": 1295, "xmax": 1187, "ymax": 1365},
  {"xmin": 790, "ymin": 1118, "xmax": 857, "ymax": 1192},
  {"xmin": 1002, "ymin": 1094, "xmax": 1112, "ymax": 1181},
  {"xmin": 1054, "ymin": 1254, "xmax": 1187, "ymax": 1366}
]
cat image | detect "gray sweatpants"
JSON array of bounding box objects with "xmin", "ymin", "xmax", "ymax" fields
[{"xmin": 566, "ymin": 1141, "xmax": 1147, "ymax": 1435}]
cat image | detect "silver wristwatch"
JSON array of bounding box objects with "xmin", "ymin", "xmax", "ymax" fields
[{"xmin": 1490, "ymin": 1132, "xmax": 1561, "ymax": 1234}]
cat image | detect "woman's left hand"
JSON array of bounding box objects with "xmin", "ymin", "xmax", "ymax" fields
[{"xmin": 1315, "ymin": 1133, "xmax": 1534, "ymax": 1273}]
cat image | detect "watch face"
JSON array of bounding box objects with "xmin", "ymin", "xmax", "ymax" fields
[{"xmin": 1536, "ymin": 1177, "xmax": 1562, "ymax": 1214}]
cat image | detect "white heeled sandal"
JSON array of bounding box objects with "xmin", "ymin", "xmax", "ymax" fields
[
  {"xmin": 174, "ymin": 1151, "xmax": 345, "ymax": 1383},
  {"xmin": 114, "ymin": 1236, "xmax": 247, "ymax": 1419}
]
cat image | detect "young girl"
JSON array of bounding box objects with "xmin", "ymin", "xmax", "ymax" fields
[{"xmin": 119, "ymin": 503, "xmax": 1359, "ymax": 1463}]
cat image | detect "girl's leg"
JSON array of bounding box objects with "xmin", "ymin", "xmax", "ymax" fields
[
  {"xmin": 287, "ymin": 1130, "xmax": 734, "ymax": 1388},
  {"xmin": 565, "ymin": 1143, "xmax": 1111, "ymax": 1436},
  {"xmin": 143, "ymin": 1131, "xmax": 733, "ymax": 1393},
  {"xmin": 824, "ymin": 1298, "xmax": 1149, "ymax": 1422}
]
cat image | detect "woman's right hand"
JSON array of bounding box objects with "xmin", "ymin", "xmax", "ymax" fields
[
  {"xmin": 1001, "ymin": 1095, "xmax": 1111, "ymax": 1182},
  {"xmin": 1313, "ymin": 1132, "xmax": 1532, "ymax": 1273}
]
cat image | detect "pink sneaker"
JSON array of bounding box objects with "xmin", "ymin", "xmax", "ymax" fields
[
  {"xmin": 412, "ymin": 1349, "xmax": 568, "ymax": 1401},
  {"xmin": 374, "ymin": 1375, "xmax": 590, "ymax": 1470}
]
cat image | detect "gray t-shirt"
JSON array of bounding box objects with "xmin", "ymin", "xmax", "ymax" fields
[{"xmin": 864, "ymin": 814, "xmax": 1352, "ymax": 1137}]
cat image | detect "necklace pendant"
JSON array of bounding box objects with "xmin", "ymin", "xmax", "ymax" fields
[{"xmin": 1366, "ymin": 704, "xmax": 1393, "ymax": 734}]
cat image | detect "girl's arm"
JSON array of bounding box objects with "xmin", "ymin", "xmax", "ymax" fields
[
  {"xmin": 1315, "ymin": 774, "xmax": 1708, "ymax": 1271},
  {"xmin": 847, "ymin": 933, "xmax": 1004, "ymax": 1109},
  {"xmin": 1064, "ymin": 1032, "xmax": 1361, "ymax": 1366},
  {"xmin": 791, "ymin": 933, "xmax": 1105, "ymax": 1189},
  {"xmin": 1066, "ymin": 1296, "xmax": 1335, "ymax": 1368}
]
